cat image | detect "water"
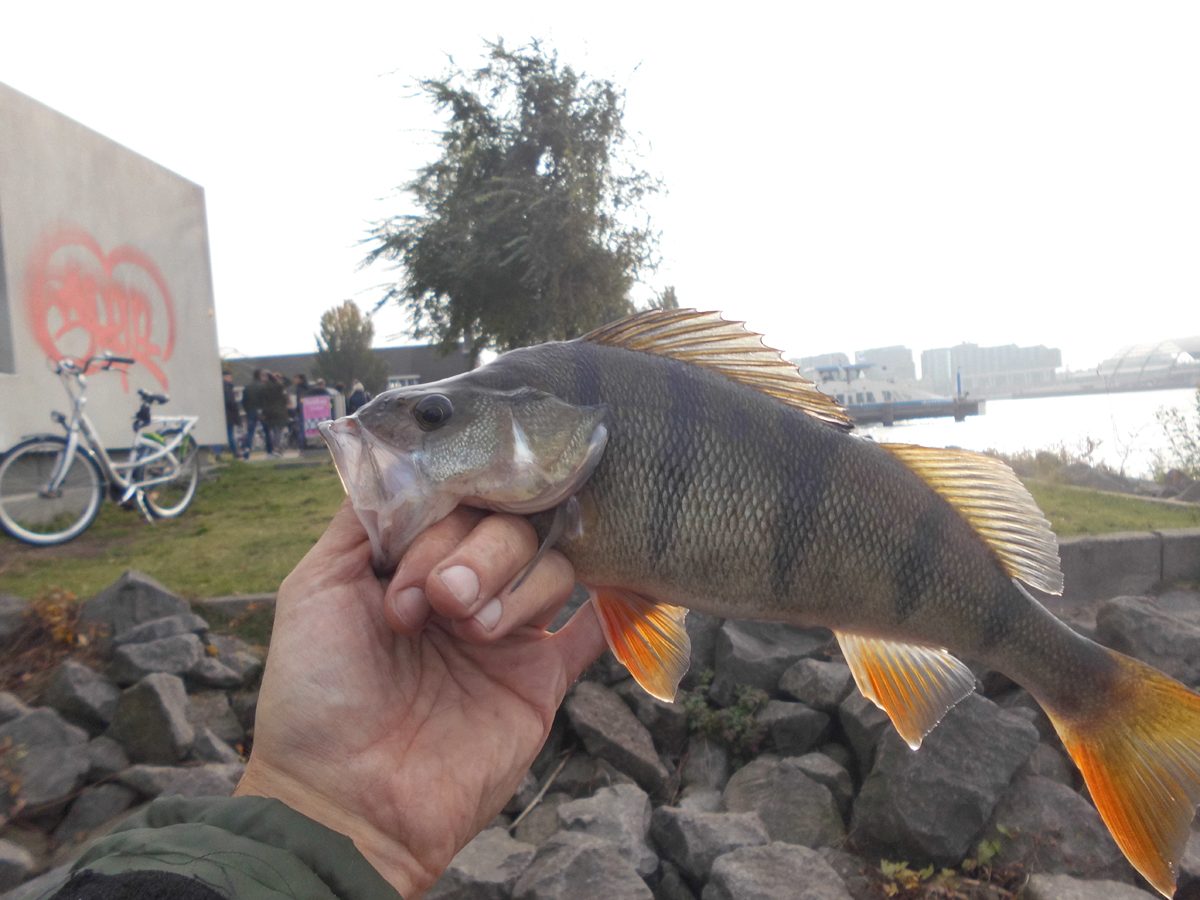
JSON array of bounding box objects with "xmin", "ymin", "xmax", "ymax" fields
[{"xmin": 858, "ymin": 388, "xmax": 1198, "ymax": 478}]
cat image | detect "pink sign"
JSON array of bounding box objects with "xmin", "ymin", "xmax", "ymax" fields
[{"xmin": 302, "ymin": 394, "xmax": 332, "ymax": 439}]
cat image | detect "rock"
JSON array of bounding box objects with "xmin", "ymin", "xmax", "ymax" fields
[
  {"xmin": 513, "ymin": 831, "xmax": 652, "ymax": 899},
  {"xmin": 112, "ymin": 612, "xmax": 210, "ymax": 646},
  {"xmin": 186, "ymin": 691, "xmax": 245, "ymax": 747},
  {"xmin": 679, "ymin": 788, "xmax": 723, "ymax": 813},
  {"xmin": 41, "ymin": 659, "xmax": 120, "ymax": 732},
  {"xmin": 85, "ymin": 735, "xmax": 130, "ymax": 780},
  {"xmin": 52, "ymin": 783, "xmax": 138, "ymax": 844},
  {"xmin": 817, "ymin": 848, "xmax": 878, "ymax": 900},
  {"xmin": 0, "ymin": 595, "xmax": 30, "ymax": 647},
  {"xmin": 77, "ymin": 571, "xmax": 190, "ymax": 644},
  {"xmin": 426, "ymin": 827, "xmax": 536, "ymax": 899},
  {"xmin": 1020, "ymin": 873, "xmax": 1157, "ymax": 899},
  {"xmin": 850, "ymin": 693, "xmax": 1039, "ymax": 866},
  {"xmin": 988, "ymin": 775, "xmax": 1131, "ymax": 881},
  {"xmin": 108, "ymin": 673, "xmax": 195, "ymax": 763},
  {"xmin": 0, "ymin": 708, "xmax": 90, "ymax": 818},
  {"xmin": 565, "ymin": 682, "xmax": 670, "ymax": 799},
  {"xmin": 0, "ymin": 693, "xmax": 31, "ymax": 726},
  {"xmin": 682, "ymin": 612, "xmax": 723, "ymax": 688},
  {"xmin": 118, "ymin": 763, "xmax": 243, "ymax": 799},
  {"xmin": 756, "ymin": 700, "xmax": 830, "ymax": 755},
  {"xmin": 837, "ymin": 691, "xmax": 890, "ymax": 775},
  {"xmin": 186, "ymin": 656, "xmax": 244, "ymax": 689},
  {"xmin": 680, "ymin": 735, "xmax": 731, "ymax": 794},
  {"xmin": 613, "ymin": 680, "xmax": 690, "ymax": 757},
  {"xmin": 650, "ymin": 806, "xmax": 769, "ymax": 884},
  {"xmin": 504, "ymin": 771, "xmax": 540, "ymax": 817},
  {"xmin": 1096, "ymin": 595, "xmax": 1200, "ymax": 684},
  {"xmin": 513, "ymin": 792, "xmax": 571, "ymax": 847},
  {"xmin": 553, "ymin": 755, "xmax": 633, "ymax": 799},
  {"xmin": 190, "ymin": 728, "xmax": 243, "ymax": 764},
  {"xmin": 791, "ymin": 752, "xmax": 854, "ymax": 820},
  {"xmin": 709, "ymin": 621, "xmax": 829, "ymax": 706},
  {"xmin": 778, "ymin": 658, "xmax": 854, "ymax": 711},
  {"xmin": 656, "ymin": 862, "xmax": 699, "ymax": 900},
  {"xmin": 108, "ymin": 633, "xmax": 205, "ymax": 685},
  {"xmin": 993, "ymin": 688, "xmax": 1054, "ymax": 740},
  {"xmin": 557, "ymin": 783, "xmax": 657, "ymax": 878},
  {"xmin": 229, "ymin": 689, "xmax": 258, "ymax": 735},
  {"xmin": 703, "ymin": 842, "xmax": 853, "ymax": 900},
  {"xmin": 722, "ymin": 755, "xmax": 845, "ymax": 848},
  {"xmin": 205, "ymin": 634, "xmax": 264, "ymax": 684},
  {"xmin": 1018, "ymin": 742, "xmax": 1074, "ymax": 787},
  {"xmin": 0, "ymin": 839, "xmax": 34, "ymax": 892}
]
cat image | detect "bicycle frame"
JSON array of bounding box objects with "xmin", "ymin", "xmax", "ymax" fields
[{"xmin": 44, "ymin": 359, "xmax": 198, "ymax": 508}]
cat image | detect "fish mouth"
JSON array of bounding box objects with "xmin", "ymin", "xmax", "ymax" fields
[{"xmin": 319, "ymin": 416, "xmax": 455, "ymax": 573}]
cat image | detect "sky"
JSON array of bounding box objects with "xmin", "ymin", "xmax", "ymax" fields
[{"xmin": 3, "ymin": 1, "xmax": 1198, "ymax": 374}]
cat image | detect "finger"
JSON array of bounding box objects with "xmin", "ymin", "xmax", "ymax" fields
[
  {"xmin": 383, "ymin": 508, "xmax": 485, "ymax": 633},
  {"xmin": 451, "ymin": 549, "xmax": 575, "ymax": 642},
  {"xmin": 425, "ymin": 514, "xmax": 539, "ymax": 621},
  {"xmin": 547, "ymin": 591, "xmax": 609, "ymax": 689}
]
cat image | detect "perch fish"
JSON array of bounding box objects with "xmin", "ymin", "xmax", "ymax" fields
[{"xmin": 320, "ymin": 309, "xmax": 1200, "ymax": 897}]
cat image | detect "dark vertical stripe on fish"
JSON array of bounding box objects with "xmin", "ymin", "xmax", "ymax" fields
[
  {"xmin": 770, "ymin": 413, "xmax": 829, "ymax": 601},
  {"xmin": 572, "ymin": 345, "xmax": 604, "ymax": 407},
  {"xmin": 892, "ymin": 502, "xmax": 947, "ymax": 622},
  {"xmin": 648, "ymin": 362, "xmax": 702, "ymax": 565}
]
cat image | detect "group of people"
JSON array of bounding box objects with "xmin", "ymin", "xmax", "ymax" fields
[{"xmin": 222, "ymin": 369, "xmax": 373, "ymax": 459}]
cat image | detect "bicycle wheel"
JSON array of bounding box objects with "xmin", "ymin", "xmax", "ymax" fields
[
  {"xmin": 141, "ymin": 434, "xmax": 200, "ymax": 518},
  {"xmin": 0, "ymin": 436, "xmax": 105, "ymax": 544}
]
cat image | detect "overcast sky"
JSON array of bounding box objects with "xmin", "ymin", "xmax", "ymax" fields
[{"xmin": 3, "ymin": 1, "xmax": 1197, "ymax": 373}]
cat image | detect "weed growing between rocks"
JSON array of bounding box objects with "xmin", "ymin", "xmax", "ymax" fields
[{"xmin": 679, "ymin": 670, "xmax": 768, "ymax": 764}]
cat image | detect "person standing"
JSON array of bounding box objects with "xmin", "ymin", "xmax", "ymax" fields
[
  {"xmin": 241, "ymin": 369, "xmax": 274, "ymax": 459},
  {"xmin": 263, "ymin": 372, "xmax": 289, "ymax": 456},
  {"xmin": 222, "ymin": 370, "xmax": 241, "ymax": 458},
  {"xmin": 347, "ymin": 380, "xmax": 370, "ymax": 415},
  {"xmin": 292, "ymin": 374, "xmax": 310, "ymax": 449}
]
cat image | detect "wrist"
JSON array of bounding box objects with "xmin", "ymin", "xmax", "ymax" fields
[{"xmin": 234, "ymin": 758, "xmax": 437, "ymax": 897}]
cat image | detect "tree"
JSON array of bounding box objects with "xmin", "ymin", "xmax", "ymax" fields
[
  {"xmin": 315, "ymin": 301, "xmax": 387, "ymax": 394},
  {"xmin": 364, "ymin": 40, "xmax": 660, "ymax": 365}
]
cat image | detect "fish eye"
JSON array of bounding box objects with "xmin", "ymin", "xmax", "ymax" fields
[{"xmin": 413, "ymin": 394, "xmax": 453, "ymax": 431}]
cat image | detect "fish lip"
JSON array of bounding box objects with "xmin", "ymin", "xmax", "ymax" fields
[{"xmin": 319, "ymin": 413, "xmax": 453, "ymax": 573}]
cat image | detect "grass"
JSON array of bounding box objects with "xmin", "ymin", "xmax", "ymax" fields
[
  {"xmin": 2, "ymin": 455, "xmax": 1199, "ymax": 604},
  {"xmin": 1027, "ymin": 480, "xmax": 1200, "ymax": 536},
  {"xmin": 0, "ymin": 457, "xmax": 345, "ymax": 602}
]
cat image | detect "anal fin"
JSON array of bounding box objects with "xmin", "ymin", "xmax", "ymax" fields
[
  {"xmin": 835, "ymin": 630, "xmax": 976, "ymax": 749},
  {"xmin": 592, "ymin": 588, "xmax": 691, "ymax": 702}
]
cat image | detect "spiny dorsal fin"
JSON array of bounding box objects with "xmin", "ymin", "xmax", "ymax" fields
[
  {"xmin": 882, "ymin": 444, "xmax": 1063, "ymax": 595},
  {"xmin": 835, "ymin": 629, "xmax": 977, "ymax": 749},
  {"xmin": 581, "ymin": 309, "xmax": 853, "ymax": 430}
]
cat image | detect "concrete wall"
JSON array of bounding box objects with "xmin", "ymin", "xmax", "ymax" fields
[
  {"xmin": 1054, "ymin": 528, "xmax": 1200, "ymax": 610},
  {"xmin": 0, "ymin": 82, "xmax": 223, "ymax": 449}
]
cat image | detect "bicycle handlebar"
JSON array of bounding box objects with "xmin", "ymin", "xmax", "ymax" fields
[{"xmin": 55, "ymin": 353, "xmax": 137, "ymax": 375}]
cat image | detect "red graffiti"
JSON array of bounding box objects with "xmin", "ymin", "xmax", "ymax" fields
[{"xmin": 25, "ymin": 228, "xmax": 176, "ymax": 390}]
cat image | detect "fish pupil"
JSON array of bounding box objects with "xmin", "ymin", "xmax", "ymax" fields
[{"xmin": 413, "ymin": 394, "xmax": 453, "ymax": 431}]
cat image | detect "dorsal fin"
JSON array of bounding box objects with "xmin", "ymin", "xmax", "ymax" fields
[
  {"xmin": 882, "ymin": 443, "xmax": 1063, "ymax": 595},
  {"xmin": 581, "ymin": 309, "xmax": 853, "ymax": 430}
]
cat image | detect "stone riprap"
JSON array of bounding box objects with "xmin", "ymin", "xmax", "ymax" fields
[{"xmin": 4, "ymin": 570, "xmax": 1199, "ymax": 899}]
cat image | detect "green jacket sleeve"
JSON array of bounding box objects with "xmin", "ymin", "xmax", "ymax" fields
[{"xmin": 62, "ymin": 795, "xmax": 402, "ymax": 900}]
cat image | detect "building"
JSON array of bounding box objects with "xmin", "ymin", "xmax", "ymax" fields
[
  {"xmin": 225, "ymin": 344, "xmax": 472, "ymax": 392},
  {"xmin": 0, "ymin": 82, "xmax": 223, "ymax": 450},
  {"xmin": 792, "ymin": 352, "xmax": 850, "ymax": 373},
  {"xmin": 921, "ymin": 342, "xmax": 1062, "ymax": 398},
  {"xmin": 854, "ymin": 345, "xmax": 916, "ymax": 382}
]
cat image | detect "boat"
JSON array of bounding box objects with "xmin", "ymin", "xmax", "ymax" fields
[{"xmin": 808, "ymin": 363, "xmax": 984, "ymax": 426}]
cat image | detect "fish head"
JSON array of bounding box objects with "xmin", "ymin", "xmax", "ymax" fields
[{"xmin": 320, "ymin": 374, "xmax": 608, "ymax": 572}]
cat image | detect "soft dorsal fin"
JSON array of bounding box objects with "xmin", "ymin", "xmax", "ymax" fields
[
  {"xmin": 835, "ymin": 629, "xmax": 977, "ymax": 749},
  {"xmin": 581, "ymin": 309, "xmax": 853, "ymax": 430},
  {"xmin": 882, "ymin": 443, "xmax": 1063, "ymax": 595}
]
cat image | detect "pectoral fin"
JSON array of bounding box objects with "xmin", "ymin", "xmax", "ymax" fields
[
  {"xmin": 835, "ymin": 629, "xmax": 977, "ymax": 749},
  {"xmin": 592, "ymin": 588, "xmax": 691, "ymax": 702}
]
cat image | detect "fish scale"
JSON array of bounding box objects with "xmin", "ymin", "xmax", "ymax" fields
[{"xmin": 323, "ymin": 309, "xmax": 1200, "ymax": 897}]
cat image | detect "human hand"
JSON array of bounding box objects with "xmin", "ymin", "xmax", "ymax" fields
[{"xmin": 234, "ymin": 500, "xmax": 607, "ymax": 896}]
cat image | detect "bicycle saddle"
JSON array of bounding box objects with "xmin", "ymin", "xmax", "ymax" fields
[{"xmin": 138, "ymin": 389, "xmax": 170, "ymax": 405}]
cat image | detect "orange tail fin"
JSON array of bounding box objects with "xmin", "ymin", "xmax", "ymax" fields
[{"xmin": 1046, "ymin": 649, "xmax": 1200, "ymax": 898}]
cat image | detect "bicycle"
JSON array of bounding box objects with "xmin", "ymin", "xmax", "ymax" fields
[{"xmin": 0, "ymin": 353, "xmax": 201, "ymax": 545}]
